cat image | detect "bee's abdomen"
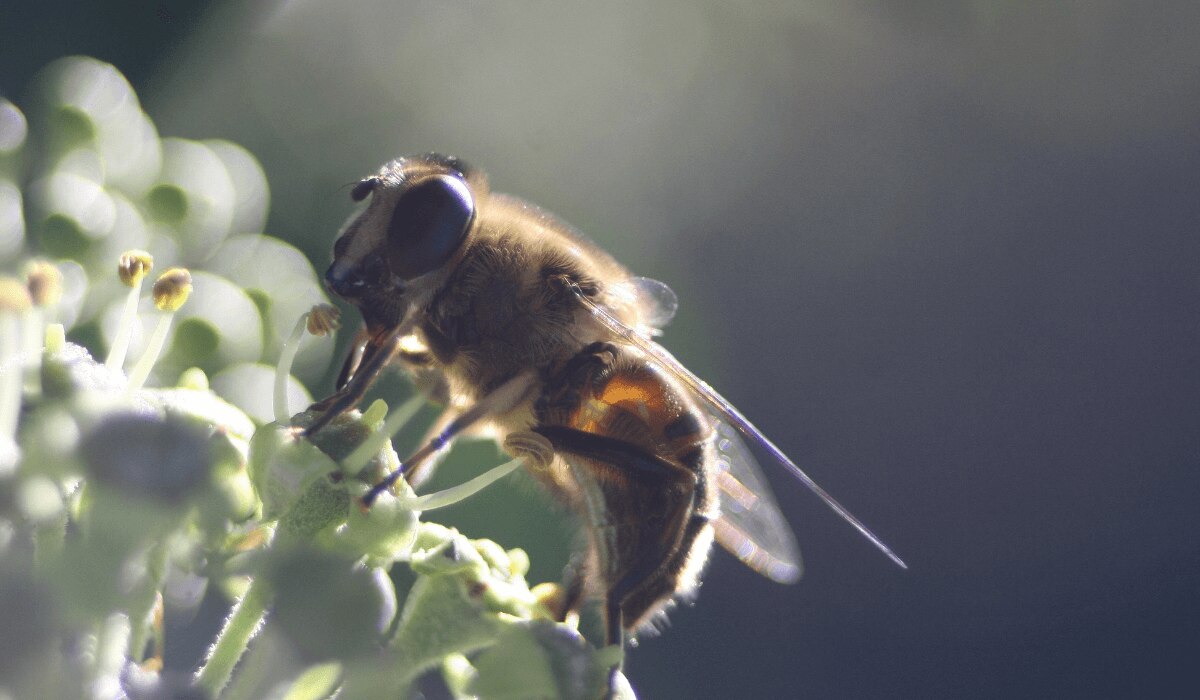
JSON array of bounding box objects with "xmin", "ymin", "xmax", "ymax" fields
[
  {"xmin": 538, "ymin": 343, "xmax": 708, "ymax": 451},
  {"xmin": 535, "ymin": 342, "xmax": 719, "ymax": 632}
]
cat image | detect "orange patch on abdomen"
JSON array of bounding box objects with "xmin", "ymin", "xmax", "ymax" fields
[{"xmin": 599, "ymin": 375, "xmax": 665, "ymax": 414}]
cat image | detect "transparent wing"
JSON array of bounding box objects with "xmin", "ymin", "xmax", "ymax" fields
[
  {"xmin": 629, "ymin": 276, "xmax": 678, "ymax": 334},
  {"xmin": 711, "ymin": 418, "xmax": 803, "ymax": 583},
  {"xmin": 566, "ymin": 280, "xmax": 907, "ymax": 570}
]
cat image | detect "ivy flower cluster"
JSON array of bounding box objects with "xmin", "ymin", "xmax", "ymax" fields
[{"xmin": 0, "ymin": 58, "xmax": 632, "ymax": 700}]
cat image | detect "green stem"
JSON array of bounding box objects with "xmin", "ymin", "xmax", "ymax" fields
[
  {"xmin": 219, "ymin": 620, "xmax": 286, "ymax": 700},
  {"xmin": 21, "ymin": 307, "xmax": 43, "ymax": 395},
  {"xmin": 0, "ymin": 313, "xmax": 21, "ymax": 444},
  {"xmin": 194, "ymin": 576, "xmax": 272, "ymax": 696},
  {"xmin": 92, "ymin": 612, "xmax": 132, "ymax": 695},
  {"xmin": 105, "ymin": 283, "xmax": 142, "ymax": 370},
  {"xmin": 127, "ymin": 312, "xmax": 172, "ymax": 390},
  {"xmin": 405, "ymin": 457, "xmax": 525, "ymax": 511},
  {"xmin": 32, "ymin": 510, "xmax": 67, "ymax": 572},
  {"xmin": 274, "ymin": 314, "xmax": 308, "ymax": 422},
  {"xmin": 128, "ymin": 540, "xmax": 170, "ymax": 662}
]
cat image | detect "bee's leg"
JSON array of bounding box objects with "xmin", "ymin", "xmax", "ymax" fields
[
  {"xmin": 558, "ymin": 553, "xmax": 589, "ymax": 623},
  {"xmin": 321, "ymin": 324, "xmax": 435, "ymax": 407},
  {"xmin": 404, "ymin": 406, "xmax": 459, "ymax": 488},
  {"xmin": 533, "ymin": 425, "xmax": 698, "ymax": 638},
  {"xmin": 320, "ymin": 323, "xmax": 435, "ymax": 409},
  {"xmin": 362, "ymin": 371, "xmax": 537, "ymax": 504},
  {"xmin": 307, "ymin": 331, "xmax": 371, "ymax": 413},
  {"xmin": 334, "ymin": 326, "xmax": 372, "ymax": 391},
  {"xmin": 304, "ymin": 327, "xmax": 409, "ymax": 436},
  {"xmin": 305, "ymin": 313, "xmax": 427, "ymax": 434},
  {"xmin": 605, "ymin": 596, "xmax": 626, "ymax": 652}
]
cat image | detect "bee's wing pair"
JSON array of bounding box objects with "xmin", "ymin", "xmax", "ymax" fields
[{"xmin": 583, "ymin": 278, "xmax": 907, "ymax": 577}]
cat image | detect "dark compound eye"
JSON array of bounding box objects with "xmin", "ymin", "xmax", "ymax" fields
[
  {"xmin": 350, "ymin": 178, "xmax": 379, "ymax": 202},
  {"xmin": 385, "ymin": 174, "xmax": 474, "ymax": 280},
  {"xmin": 332, "ymin": 234, "xmax": 351, "ymax": 259}
]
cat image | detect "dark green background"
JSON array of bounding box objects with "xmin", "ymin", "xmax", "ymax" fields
[{"xmin": 4, "ymin": 2, "xmax": 1199, "ymax": 698}]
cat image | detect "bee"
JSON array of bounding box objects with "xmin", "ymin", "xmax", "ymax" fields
[{"xmin": 306, "ymin": 153, "xmax": 905, "ymax": 653}]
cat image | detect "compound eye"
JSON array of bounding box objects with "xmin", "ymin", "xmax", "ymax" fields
[
  {"xmin": 350, "ymin": 178, "xmax": 378, "ymax": 202},
  {"xmin": 332, "ymin": 233, "xmax": 351, "ymax": 259},
  {"xmin": 385, "ymin": 174, "xmax": 474, "ymax": 280}
]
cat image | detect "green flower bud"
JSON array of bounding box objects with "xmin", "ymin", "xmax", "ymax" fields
[
  {"xmin": 338, "ymin": 483, "xmax": 419, "ymax": 566},
  {"xmin": 248, "ymin": 422, "xmax": 341, "ymax": 522},
  {"xmin": 81, "ymin": 412, "xmax": 211, "ymax": 507},
  {"xmin": 265, "ymin": 549, "xmax": 396, "ymax": 663},
  {"xmin": 470, "ymin": 622, "xmax": 634, "ymax": 700}
]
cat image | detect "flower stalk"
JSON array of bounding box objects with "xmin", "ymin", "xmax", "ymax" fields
[
  {"xmin": 106, "ymin": 250, "xmax": 153, "ymax": 371},
  {"xmin": 194, "ymin": 576, "xmax": 271, "ymax": 696},
  {"xmin": 127, "ymin": 267, "xmax": 191, "ymax": 390}
]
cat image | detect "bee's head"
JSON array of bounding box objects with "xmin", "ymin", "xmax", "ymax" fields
[{"xmin": 325, "ymin": 154, "xmax": 485, "ymax": 302}]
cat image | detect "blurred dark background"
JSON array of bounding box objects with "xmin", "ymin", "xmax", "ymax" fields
[{"xmin": 4, "ymin": 2, "xmax": 1198, "ymax": 698}]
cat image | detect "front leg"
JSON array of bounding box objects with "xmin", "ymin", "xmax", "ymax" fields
[
  {"xmin": 304, "ymin": 317, "xmax": 419, "ymax": 435},
  {"xmin": 404, "ymin": 406, "xmax": 458, "ymax": 488},
  {"xmin": 362, "ymin": 370, "xmax": 538, "ymax": 504}
]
